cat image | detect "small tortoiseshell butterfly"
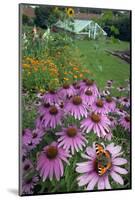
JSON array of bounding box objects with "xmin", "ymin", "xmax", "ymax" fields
[{"xmin": 95, "ymin": 143, "xmax": 112, "ymax": 176}]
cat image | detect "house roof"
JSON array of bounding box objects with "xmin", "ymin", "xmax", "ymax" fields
[
  {"xmin": 74, "ymin": 13, "xmax": 100, "ymax": 20},
  {"xmin": 55, "ymin": 19, "xmax": 92, "ymax": 33},
  {"xmin": 22, "ymin": 6, "xmax": 35, "ymax": 18}
]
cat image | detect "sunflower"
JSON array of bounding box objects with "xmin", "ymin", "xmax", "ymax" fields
[{"xmin": 66, "ymin": 8, "xmax": 74, "ymax": 17}]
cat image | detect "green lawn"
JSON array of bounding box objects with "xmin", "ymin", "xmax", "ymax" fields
[{"xmin": 75, "ymin": 39, "xmax": 130, "ymax": 95}]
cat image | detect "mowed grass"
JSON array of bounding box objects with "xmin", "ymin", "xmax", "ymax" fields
[{"xmin": 75, "ymin": 39, "xmax": 130, "ymax": 95}]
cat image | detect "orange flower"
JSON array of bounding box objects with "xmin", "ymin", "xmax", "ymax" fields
[
  {"xmin": 73, "ymin": 75, "xmax": 77, "ymax": 79},
  {"xmin": 34, "ymin": 67, "xmax": 38, "ymax": 72},
  {"xmin": 80, "ymin": 74, "xmax": 83, "ymax": 78},
  {"xmin": 73, "ymin": 67, "xmax": 79, "ymax": 71}
]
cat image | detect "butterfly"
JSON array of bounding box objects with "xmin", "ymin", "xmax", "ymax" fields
[{"xmin": 95, "ymin": 143, "xmax": 112, "ymax": 176}]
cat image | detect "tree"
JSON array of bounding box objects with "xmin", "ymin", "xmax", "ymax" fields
[
  {"xmin": 94, "ymin": 10, "xmax": 130, "ymax": 41},
  {"xmin": 22, "ymin": 14, "xmax": 34, "ymax": 26},
  {"xmin": 34, "ymin": 6, "xmax": 58, "ymax": 29}
]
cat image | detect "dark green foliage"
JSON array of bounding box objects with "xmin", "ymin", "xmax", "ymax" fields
[
  {"xmin": 34, "ymin": 6, "xmax": 58, "ymax": 29},
  {"xmin": 98, "ymin": 11, "xmax": 131, "ymax": 41},
  {"xmin": 22, "ymin": 14, "xmax": 34, "ymax": 26},
  {"xmin": 113, "ymin": 15, "xmax": 131, "ymax": 41}
]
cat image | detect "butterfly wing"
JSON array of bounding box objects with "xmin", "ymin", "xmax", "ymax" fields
[
  {"xmin": 98, "ymin": 163, "xmax": 108, "ymax": 176},
  {"xmin": 95, "ymin": 143, "xmax": 112, "ymax": 176},
  {"xmin": 95, "ymin": 143, "xmax": 104, "ymax": 156}
]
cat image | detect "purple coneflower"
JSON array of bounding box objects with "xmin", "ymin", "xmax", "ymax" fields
[
  {"xmin": 58, "ymin": 83, "xmax": 76, "ymax": 99},
  {"xmin": 105, "ymin": 96, "xmax": 116, "ymax": 112},
  {"xmin": 30, "ymin": 129, "xmax": 44, "ymax": 147},
  {"xmin": 105, "ymin": 82, "xmax": 114, "ymax": 90},
  {"xmin": 81, "ymin": 89, "xmax": 96, "ymax": 106},
  {"xmin": 22, "ymin": 159, "xmax": 33, "ymax": 174},
  {"xmin": 65, "ymin": 95, "xmax": 88, "ymax": 120},
  {"xmin": 92, "ymin": 99, "xmax": 108, "ymax": 114},
  {"xmin": 109, "ymin": 116, "xmax": 117, "ymax": 129},
  {"xmin": 22, "ymin": 129, "xmax": 32, "ymax": 146},
  {"xmin": 104, "ymin": 129, "xmax": 113, "ymax": 141},
  {"xmin": 120, "ymin": 97, "xmax": 130, "ymax": 108},
  {"xmin": 81, "ymin": 112, "xmax": 110, "ymax": 137},
  {"xmin": 43, "ymin": 90, "xmax": 60, "ymax": 104},
  {"xmin": 113, "ymin": 96, "xmax": 121, "ymax": 103},
  {"xmin": 35, "ymin": 115, "xmax": 45, "ymax": 130},
  {"xmin": 22, "ymin": 128, "xmax": 44, "ymax": 150},
  {"xmin": 56, "ymin": 126, "xmax": 88, "ymax": 154},
  {"xmin": 37, "ymin": 142, "xmax": 71, "ymax": 181},
  {"xmin": 80, "ymin": 79, "xmax": 99, "ymax": 96},
  {"xmin": 72, "ymin": 82, "xmax": 81, "ymax": 95},
  {"xmin": 33, "ymin": 99, "xmax": 41, "ymax": 107},
  {"xmin": 107, "ymin": 80, "xmax": 114, "ymax": 84},
  {"xmin": 117, "ymin": 86, "xmax": 125, "ymax": 92},
  {"xmin": 102, "ymin": 90, "xmax": 110, "ymax": 97},
  {"xmin": 22, "ymin": 175, "xmax": 39, "ymax": 194},
  {"xmin": 41, "ymin": 105, "xmax": 63, "ymax": 129},
  {"xmin": 38, "ymin": 102, "xmax": 51, "ymax": 115},
  {"xmin": 36, "ymin": 92, "xmax": 45, "ymax": 99},
  {"xmin": 22, "ymin": 145, "xmax": 29, "ymax": 158},
  {"xmin": 119, "ymin": 115, "xmax": 130, "ymax": 132},
  {"xmin": 114, "ymin": 108, "xmax": 127, "ymax": 116},
  {"xmin": 76, "ymin": 142, "xmax": 128, "ymax": 190}
]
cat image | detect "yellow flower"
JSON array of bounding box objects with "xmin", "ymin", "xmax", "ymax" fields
[
  {"xmin": 66, "ymin": 8, "xmax": 74, "ymax": 17},
  {"xmin": 39, "ymin": 88, "xmax": 45, "ymax": 93},
  {"xmin": 64, "ymin": 77, "xmax": 69, "ymax": 81},
  {"xmin": 27, "ymin": 71, "xmax": 31, "ymax": 76},
  {"xmin": 22, "ymin": 63, "xmax": 29, "ymax": 69}
]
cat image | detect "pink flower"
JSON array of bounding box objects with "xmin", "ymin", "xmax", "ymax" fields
[
  {"xmin": 81, "ymin": 112, "xmax": 111, "ymax": 138},
  {"xmin": 105, "ymin": 96, "xmax": 116, "ymax": 112},
  {"xmin": 72, "ymin": 82, "xmax": 82, "ymax": 95},
  {"xmin": 102, "ymin": 90, "xmax": 110, "ymax": 97},
  {"xmin": 119, "ymin": 115, "xmax": 130, "ymax": 132},
  {"xmin": 120, "ymin": 97, "xmax": 130, "ymax": 108},
  {"xmin": 58, "ymin": 84, "xmax": 76, "ymax": 99},
  {"xmin": 81, "ymin": 89, "xmax": 96, "ymax": 106},
  {"xmin": 22, "ymin": 159, "xmax": 33, "ymax": 175},
  {"xmin": 80, "ymin": 79, "xmax": 99, "ymax": 96},
  {"xmin": 37, "ymin": 142, "xmax": 71, "ymax": 181},
  {"xmin": 64, "ymin": 95, "xmax": 88, "ymax": 120},
  {"xmin": 109, "ymin": 116, "xmax": 117, "ymax": 129},
  {"xmin": 22, "ymin": 128, "xmax": 44, "ymax": 150},
  {"xmin": 117, "ymin": 86, "xmax": 125, "ymax": 92},
  {"xmin": 76, "ymin": 142, "xmax": 128, "ymax": 190},
  {"xmin": 92, "ymin": 99, "xmax": 108, "ymax": 114},
  {"xmin": 114, "ymin": 108, "xmax": 127, "ymax": 116},
  {"xmin": 38, "ymin": 102, "xmax": 51, "ymax": 115},
  {"xmin": 56, "ymin": 126, "xmax": 88, "ymax": 154},
  {"xmin": 39, "ymin": 105, "xmax": 63, "ymax": 129},
  {"xmin": 42, "ymin": 90, "xmax": 60, "ymax": 104},
  {"xmin": 22, "ymin": 175, "xmax": 39, "ymax": 194},
  {"xmin": 22, "ymin": 129, "xmax": 33, "ymax": 146}
]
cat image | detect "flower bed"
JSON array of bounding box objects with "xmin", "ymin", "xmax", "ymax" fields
[{"xmin": 21, "ymin": 78, "xmax": 130, "ymax": 194}]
